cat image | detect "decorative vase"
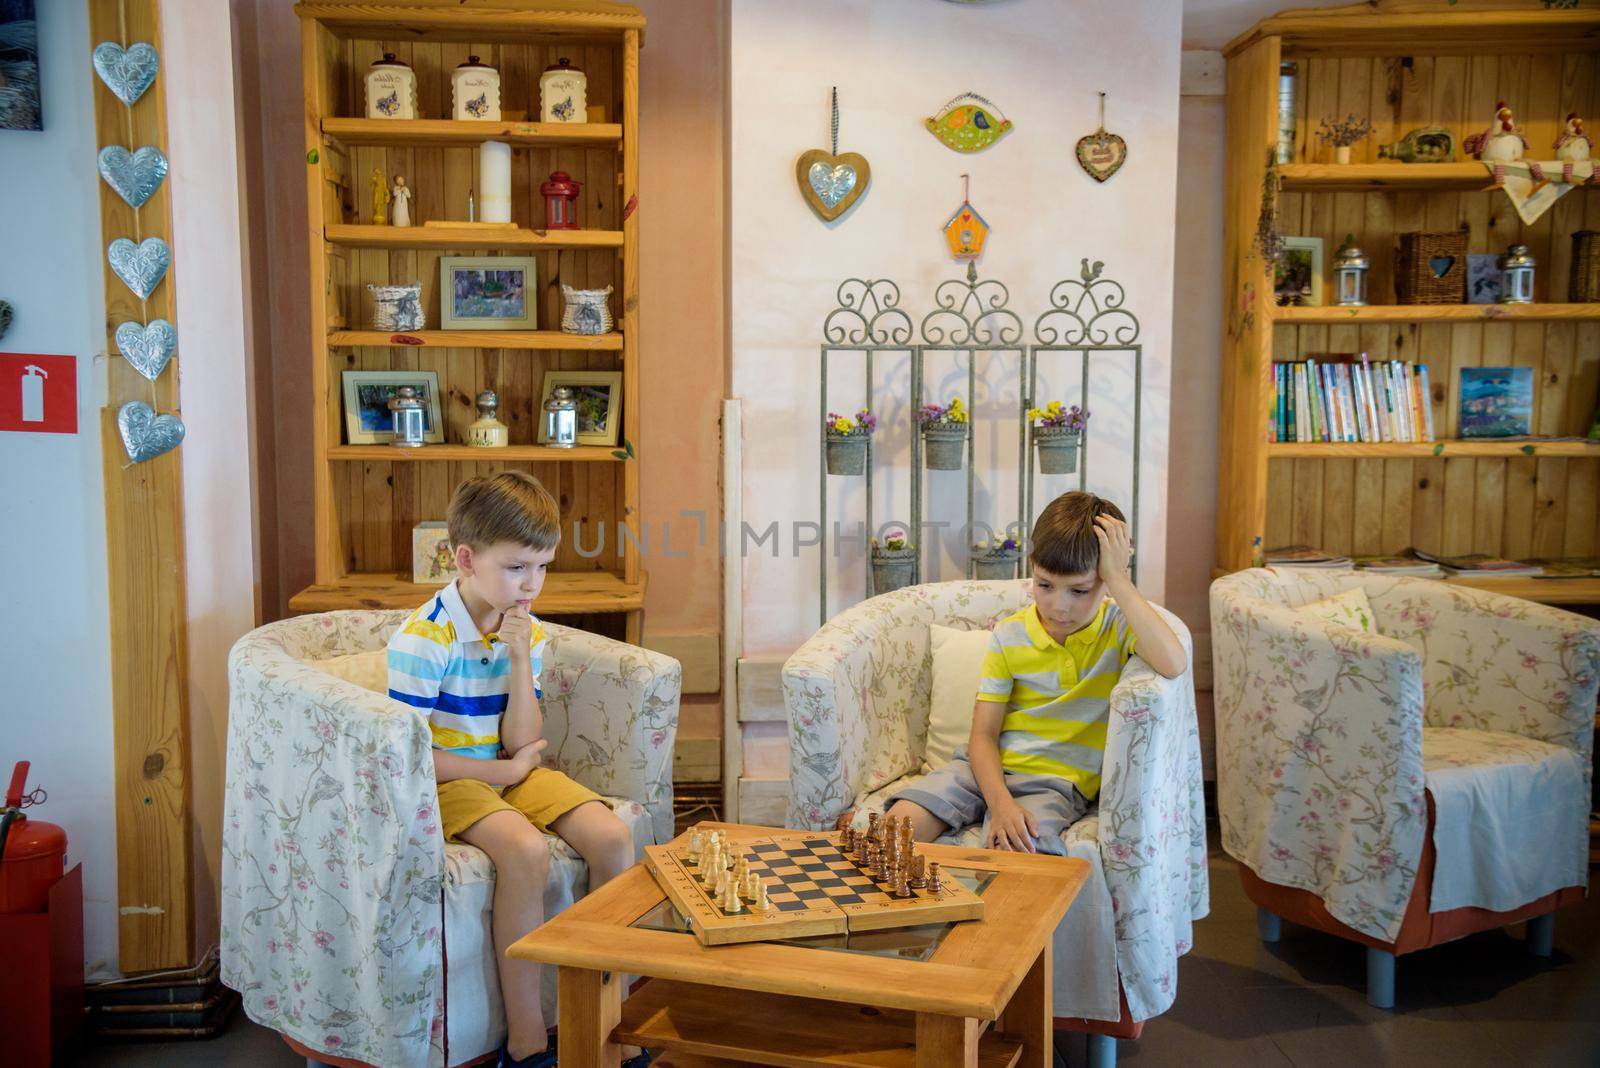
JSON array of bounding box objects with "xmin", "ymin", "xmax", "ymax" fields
[
  {"xmin": 972, "ymin": 550, "xmax": 1021, "ymax": 580},
  {"xmin": 870, "ymin": 546, "xmax": 917, "ymax": 594},
  {"xmin": 1334, "ymin": 144, "xmax": 1352, "ymax": 165},
  {"xmin": 560, "ymin": 283, "xmax": 614, "ymax": 334},
  {"xmin": 1033, "ymin": 425, "xmax": 1082, "ymax": 474},
  {"xmin": 922, "ymin": 423, "xmax": 967, "ymax": 470},
  {"xmin": 825, "ymin": 430, "xmax": 868, "ymax": 476}
]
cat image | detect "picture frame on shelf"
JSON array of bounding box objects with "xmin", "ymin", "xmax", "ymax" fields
[
  {"xmin": 537, "ymin": 370, "xmax": 622, "ymax": 447},
  {"xmin": 1459, "ymin": 366, "xmax": 1533, "ymax": 438},
  {"xmin": 341, "ymin": 369, "xmax": 445, "ymax": 445},
  {"xmin": 1467, "ymin": 253, "xmax": 1502, "ymax": 304},
  {"xmin": 440, "ymin": 255, "xmax": 538, "ymax": 330},
  {"xmin": 1274, "ymin": 236, "xmax": 1323, "ymax": 306}
]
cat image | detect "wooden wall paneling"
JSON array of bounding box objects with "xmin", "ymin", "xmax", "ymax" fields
[
  {"xmin": 1320, "ymin": 323, "xmax": 1357, "ymax": 555},
  {"xmin": 1340, "ymin": 56, "xmax": 1375, "ymax": 162},
  {"xmin": 1302, "ymin": 57, "xmax": 1336, "ymax": 164},
  {"xmin": 1411, "ymin": 322, "xmax": 1451, "ymax": 550},
  {"xmin": 88, "ymin": 0, "xmax": 194, "ymax": 971}
]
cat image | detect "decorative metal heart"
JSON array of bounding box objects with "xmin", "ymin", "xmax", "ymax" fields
[
  {"xmin": 115, "ymin": 319, "xmax": 177, "ymax": 382},
  {"xmin": 98, "ymin": 145, "xmax": 168, "ymax": 208},
  {"xmin": 117, "ymin": 401, "xmax": 185, "ymax": 464},
  {"xmin": 107, "ymin": 236, "xmax": 170, "ymax": 300},
  {"xmin": 1076, "ymin": 129, "xmax": 1127, "ymax": 183},
  {"xmin": 0, "ymin": 300, "xmax": 11, "ymax": 340},
  {"xmin": 796, "ymin": 148, "xmax": 871, "ymax": 222},
  {"xmin": 93, "ymin": 42, "xmax": 160, "ymax": 107}
]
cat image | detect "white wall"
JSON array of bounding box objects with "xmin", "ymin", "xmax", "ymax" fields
[
  {"xmin": 0, "ymin": 0, "xmax": 120, "ymax": 975},
  {"xmin": 731, "ymin": 0, "xmax": 1183, "ymax": 656}
]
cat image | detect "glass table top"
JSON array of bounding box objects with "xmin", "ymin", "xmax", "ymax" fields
[{"xmin": 629, "ymin": 866, "xmax": 996, "ymax": 962}]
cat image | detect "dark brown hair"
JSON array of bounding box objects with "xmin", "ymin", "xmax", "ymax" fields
[
  {"xmin": 446, "ymin": 472, "xmax": 561, "ymax": 552},
  {"xmin": 1028, "ymin": 491, "xmax": 1125, "ymax": 576}
]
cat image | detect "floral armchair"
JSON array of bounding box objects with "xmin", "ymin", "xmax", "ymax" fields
[
  {"xmin": 1211, "ymin": 568, "xmax": 1599, "ymax": 1007},
  {"xmin": 782, "ymin": 580, "xmax": 1208, "ymax": 1064},
  {"xmin": 221, "ymin": 609, "xmax": 680, "ymax": 1068}
]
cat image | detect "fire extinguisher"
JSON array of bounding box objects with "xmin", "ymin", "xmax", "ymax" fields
[{"xmin": 0, "ymin": 762, "xmax": 67, "ymax": 914}]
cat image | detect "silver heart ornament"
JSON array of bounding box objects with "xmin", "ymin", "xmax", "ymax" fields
[
  {"xmin": 108, "ymin": 237, "xmax": 170, "ymax": 300},
  {"xmin": 118, "ymin": 401, "xmax": 185, "ymax": 463},
  {"xmin": 93, "ymin": 42, "xmax": 160, "ymax": 107},
  {"xmin": 98, "ymin": 145, "xmax": 168, "ymax": 208},
  {"xmin": 808, "ymin": 161, "xmax": 857, "ymax": 208},
  {"xmin": 115, "ymin": 319, "xmax": 177, "ymax": 382}
]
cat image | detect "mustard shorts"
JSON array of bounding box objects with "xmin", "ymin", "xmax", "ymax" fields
[{"xmin": 437, "ymin": 767, "xmax": 604, "ymax": 841}]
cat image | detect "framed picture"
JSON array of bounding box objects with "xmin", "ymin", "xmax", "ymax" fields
[
  {"xmin": 0, "ymin": 1, "xmax": 42, "ymax": 131},
  {"xmin": 341, "ymin": 369, "xmax": 445, "ymax": 445},
  {"xmin": 537, "ymin": 370, "xmax": 622, "ymax": 447},
  {"xmin": 440, "ymin": 255, "xmax": 537, "ymax": 330},
  {"xmin": 1467, "ymin": 253, "xmax": 1502, "ymax": 304},
  {"xmin": 1274, "ymin": 237, "xmax": 1324, "ymax": 306},
  {"xmin": 1459, "ymin": 366, "xmax": 1533, "ymax": 438}
]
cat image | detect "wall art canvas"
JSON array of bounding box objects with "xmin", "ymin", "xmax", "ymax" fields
[
  {"xmin": 0, "ymin": 1, "xmax": 41, "ymax": 131},
  {"xmin": 1459, "ymin": 366, "xmax": 1534, "ymax": 438},
  {"xmin": 440, "ymin": 255, "xmax": 537, "ymax": 330}
]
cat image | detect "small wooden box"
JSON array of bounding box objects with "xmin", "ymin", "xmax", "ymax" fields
[
  {"xmin": 1570, "ymin": 230, "xmax": 1600, "ymax": 302},
  {"xmin": 1395, "ymin": 230, "xmax": 1468, "ymax": 304}
]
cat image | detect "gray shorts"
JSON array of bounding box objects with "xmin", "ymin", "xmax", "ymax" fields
[{"xmin": 886, "ymin": 746, "xmax": 1090, "ymax": 857}]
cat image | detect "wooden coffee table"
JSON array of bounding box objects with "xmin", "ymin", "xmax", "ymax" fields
[{"xmin": 509, "ymin": 821, "xmax": 1089, "ymax": 1067}]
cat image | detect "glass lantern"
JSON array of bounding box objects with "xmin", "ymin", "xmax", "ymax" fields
[
  {"xmin": 1333, "ymin": 239, "xmax": 1369, "ymax": 307},
  {"xmin": 541, "ymin": 171, "xmax": 582, "ymax": 230},
  {"xmin": 452, "ymin": 56, "xmax": 501, "ymax": 121},
  {"xmin": 1498, "ymin": 244, "xmax": 1535, "ymax": 304},
  {"xmin": 544, "ymin": 386, "xmax": 578, "ymax": 448},
  {"xmin": 365, "ymin": 53, "xmax": 417, "ymax": 120},
  {"xmin": 388, "ymin": 385, "xmax": 426, "ymax": 448},
  {"xmin": 467, "ymin": 390, "xmax": 508, "ymax": 448}
]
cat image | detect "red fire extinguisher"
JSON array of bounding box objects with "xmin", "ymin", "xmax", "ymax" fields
[{"xmin": 0, "ymin": 762, "xmax": 67, "ymax": 914}]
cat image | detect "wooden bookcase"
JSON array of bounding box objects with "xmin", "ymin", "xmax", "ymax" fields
[
  {"xmin": 1218, "ymin": 3, "xmax": 1600, "ymax": 606},
  {"xmin": 289, "ymin": 1, "xmax": 645, "ymax": 641}
]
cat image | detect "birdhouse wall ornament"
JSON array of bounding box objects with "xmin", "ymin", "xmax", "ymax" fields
[
  {"xmin": 943, "ymin": 175, "xmax": 989, "ymax": 261},
  {"xmin": 540, "ymin": 58, "xmax": 587, "ymax": 123},
  {"xmin": 925, "ymin": 92, "xmax": 1013, "ymax": 153},
  {"xmin": 796, "ymin": 87, "xmax": 871, "ymax": 222},
  {"xmin": 452, "ymin": 56, "xmax": 501, "ymax": 121},
  {"xmin": 1555, "ymin": 112, "xmax": 1594, "ymax": 184},
  {"xmin": 365, "ymin": 52, "xmax": 417, "ymax": 119},
  {"xmin": 1075, "ymin": 92, "xmax": 1127, "ymax": 183}
]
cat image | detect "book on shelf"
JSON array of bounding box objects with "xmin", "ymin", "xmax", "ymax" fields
[
  {"xmin": 1409, "ymin": 548, "xmax": 1543, "ymax": 577},
  {"xmin": 1264, "ymin": 545, "xmax": 1354, "ymax": 568},
  {"xmin": 1270, "ymin": 353, "xmax": 1433, "ymax": 444},
  {"xmin": 1353, "ymin": 554, "xmax": 1445, "ymax": 577}
]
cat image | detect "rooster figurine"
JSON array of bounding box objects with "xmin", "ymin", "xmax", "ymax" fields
[
  {"xmin": 1464, "ymin": 101, "xmax": 1549, "ymax": 192},
  {"xmin": 1555, "ymin": 112, "xmax": 1593, "ymax": 185}
]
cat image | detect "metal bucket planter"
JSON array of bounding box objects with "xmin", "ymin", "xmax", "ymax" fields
[
  {"xmin": 870, "ymin": 546, "xmax": 917, "ymax": 594},
  {"xmin": 922, "ymin": 424, "xmax": 968, "ymax": 471},
  {"xmin": 1033, "ymin": 425, "xmax": 1082, "ymax": 474},
  {"xmin": 825, "ymin": 430, "xmax": 868, "ymax": 476},
  {"xmin": 972, "ymin": 550, "xmax": 1022, "ymax": 580}
]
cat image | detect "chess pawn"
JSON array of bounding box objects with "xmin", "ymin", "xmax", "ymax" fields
[
  {"xmin": 927, "ymin": 861, "xmax": 943, "ymax": 895},
  {"xmin": 745, "ymin": 870, "xmax": 760, "ymax": 901},
  {"xmin": 841, "ymin": 827, "xmax": 854, "ymax": 854},
  {"xmin": 756, "ymin": 879, "xmax": 770, "ymax": 912}
]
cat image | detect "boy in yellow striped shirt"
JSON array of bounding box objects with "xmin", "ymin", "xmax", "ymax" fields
[{"xmin": 886, "ymin": 492, "xmax": 1187, "ymax": 853}]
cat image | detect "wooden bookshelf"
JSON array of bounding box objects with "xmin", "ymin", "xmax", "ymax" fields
[
  {"xmin": 1441, "ymin": 574, "xmax": 1600, "ymax": 605},
  {"xmin": 295, "ymin": 1, "xmax": 645, "ymax": 639},
  {"xmin": 1218, "ymin": 3, "xmax": 1600, "ymax": 607}
]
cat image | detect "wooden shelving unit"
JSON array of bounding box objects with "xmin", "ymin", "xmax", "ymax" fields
[
  {"xmin": 1218, "ymin": 4, "xmax": 1600, "ymax": 609},
  {"xmin": 292, "ymin": 0, "xmax": 646, "ymax": 640}
]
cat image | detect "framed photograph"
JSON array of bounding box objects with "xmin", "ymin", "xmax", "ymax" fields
[
  {"xmin": 537, "ymin": 370, "xmax": 622, "ymax": 447},
  {"xmin": 1274, "ymin": 236, "xmax": 1324, "ymax": 307},
  {"xmin": 341, "ymin": 369, "xmax": 445, "ymax": 445},
  {"xmin": 440, "ymin": 255, "xmax": 537, "ymax": 330},
  {"xmin": 1459, "ymin": 366, "xmax": 1533, "ymax": 438},
  {"xmin": 1467, "ymin": 253, "xmax": 1502, "ymax": 304},
  {"xmin": 0, "ymin": 1, "xmax": 42, "ymax": 131}
]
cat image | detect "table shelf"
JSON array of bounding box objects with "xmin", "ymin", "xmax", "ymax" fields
[
  {"xmin": 328, "ymin": 329, "xmax": 623, "ymax": 350},
  {"xmin": 328, "ymin": 444, "xmax": 622, "ymax": 462},
  {"xmin": 288, "ymin": 570, "xmax": 645, "ymax": 614},
  {"xmin": 1273, "ymin": 303, "xmax": 1600, "ymax": 324},
  {"xmin": 1268, "ymin": 439, "xmax": 1600, "ymax": 458},
  {"xmin": 325, "ymin": 224, "xmax": 623, "ymax": 250},
  {"xmin": 322, "ymin": 117, "xmax": 622, "ymax": 148}
]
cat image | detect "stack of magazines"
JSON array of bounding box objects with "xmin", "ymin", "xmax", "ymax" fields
[
  {"xmin": 1354, "ymin": 555, "xmax": 1445, "ymax": 577},
  {"xmin": 1271, "ymin": 353, "xmax": 1435, "ymax": 444},
  {"xmin": 1410, "ymin": 549, "xmax": 1543, "ymax": 577},
  {"xmin": 1265, "ymin": 545, "xmax": 1354, "ymax": 569}
]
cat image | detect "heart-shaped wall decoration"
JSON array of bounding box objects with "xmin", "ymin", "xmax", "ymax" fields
[
  {"xmin": 0, "ymin": 300, "xmax": 12, "ymax": 340},
  {"xmin": 796, "ymin": 149, "xmax": 871, "ymax": 222},
  {"xmin": 98, "ymin": 145, "xmax": 168, "ymax": 208},
  {"xmin": 118, "ymin": 401, "xmax": 185, "ymax": 463},
  {"xmin": 1076, "ymin": 130, "xmax": 1128, "ymax": 183},
  {"xmin": 1428, "ymin": 255, "xmax": 1456, "ymax": 278},
  {"xmin": 108, "ymin": 236, "xmax": 170, "ymax": 300},
  {"xmin": 93, "ymin": 42, "xmax": 160, "ymax": 107},
  {"xmin": 115, "ymin": 320, "xmax": 177, "ymax": 382}
]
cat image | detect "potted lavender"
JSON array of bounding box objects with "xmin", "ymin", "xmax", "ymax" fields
[
  {"xmin": 1028, "ymin": 400, "xmax": 1089, "ymax": 474},
  {"xmin": 972, "ymin": 535, "xmax": 1024, "ymax": 580},
  {"xmin": 918, "ymin": 397, "xmax": 969, "ymax": 471},
  {"xmin": 824, "ymin": 408, "xmax": 875, "ymax": 476},
  {"xmin": 869, "ymin": 529, "xmax": 917, "ymax": 594},
  {"xmin": 1317, "ymin": 113, "xmax": 1373, "ymax": 165}
]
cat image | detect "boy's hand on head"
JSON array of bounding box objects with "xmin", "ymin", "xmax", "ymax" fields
[
  {"xmin": 498, "ymin": 604, "xmax": 533, "ymax": 658},
  {"xmin": 986, "ymin": 800, "xmax": 1038, "ymax": 853},
  {"xmin": 1093, "ymin": 514, "xmax": 1132, "ymax": 583},
  {"xmin": 507, "ymin": 738, "xmax": 548, "ymax": 778}
]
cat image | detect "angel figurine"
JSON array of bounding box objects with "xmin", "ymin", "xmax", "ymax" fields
[
  {"xmin": 371, "ymin": 167, "xmax": 391, "ymax": 225},
  {"xmin": 391, "ymin": 175, "xmax": 413, "ymax": 227}
]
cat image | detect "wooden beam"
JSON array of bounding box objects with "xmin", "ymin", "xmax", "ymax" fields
[{"xmin": 88, "ymin": 0, "xmax": 194, "ymax": 972}]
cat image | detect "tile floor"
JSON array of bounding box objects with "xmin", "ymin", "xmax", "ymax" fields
[{"xmin": 70, "ymin": 836, "xmax": 1599, "ymax": 1067}]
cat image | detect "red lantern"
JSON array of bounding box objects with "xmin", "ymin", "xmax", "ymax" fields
[{"xmin": 541, "ymin": 170, "xmax": 582, "ymax": 230}]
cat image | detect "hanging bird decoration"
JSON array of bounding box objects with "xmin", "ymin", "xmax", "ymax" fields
[
  {"xmin": 1464, "ymin": 100, "xmax": 1548, "ymax": 192},
  {"xmin": 1555, "ymin": 112, "xmax": 1593, "ymax": 185},
  {"xmin": 942, "ymin": 174, "xmax": 990, "ymax": 260},
  {"xmin": 925, "ymin": 92, "xmax": 1013, "ymax": 153}
]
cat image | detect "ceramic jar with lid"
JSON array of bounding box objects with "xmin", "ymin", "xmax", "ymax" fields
[
  {"xmin": 366, "ymin": 52, "xmax": 417, "ymax": 120},
  {"xmin": 540, "ymin": 57, "xmax": 587, "ymax": 123},
  {"xmin": 452, "ymin": 55, "xmax": 501, "ymax": 121}
]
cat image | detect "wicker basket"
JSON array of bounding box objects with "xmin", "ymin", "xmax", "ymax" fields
[
  {"xmin": 1570, "ymin": 231, "xmax": 1600, "ymax": 303},
  {"xmin": 1394, "ymin": 230, "xmax": 1468, "ymax": 304}
]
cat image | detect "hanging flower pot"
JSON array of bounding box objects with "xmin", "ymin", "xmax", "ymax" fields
[
  {"xmin": 1028, "ymin": 401, "xmax": 1089, "ymax": 475},
  {"xmin": 824, "ymin": 409, "xmax": 875, "ymax": 476},
  {"xmin": 869, "ymin": 531, "xmax": 917, "ymax": 594},
  {"xmin": 918, "ymin": 397, "xmax": 969, "ymax": 472},
  {"xmin": 972, "ymin": 536, "xmax": 1023, "ymax": 580}
]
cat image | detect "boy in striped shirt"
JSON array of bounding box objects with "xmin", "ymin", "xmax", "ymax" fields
[
  {"xmin": 388, "ymin": 472, "xmax": 635, "ymax": 1068},
  {"xmin": 886, "ymin": 492, "xmax": 1187, "ymax": 853}
]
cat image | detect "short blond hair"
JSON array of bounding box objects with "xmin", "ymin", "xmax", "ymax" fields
[{"xmin": 446, "ymin": 472, "xmax": 561, "ymax": 552}]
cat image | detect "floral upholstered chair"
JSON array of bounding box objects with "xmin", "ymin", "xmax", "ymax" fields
[
  {"xmin": 1211, "ymin": 568, "xmax": 1599, "ymax": 1008},
  {"xmin": 221, "ymin": 609, "xmax": 680, "ymax": 1068},
  {"xmin": 783, "ymin": 580, "xmax": 1208, "ymax": 1068}
]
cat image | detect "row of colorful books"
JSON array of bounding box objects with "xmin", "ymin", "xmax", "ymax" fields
[
  {"xmin": 1265, "ymin": 545, "xmax": 1600, "ymax": 578},
  {"xmin": 1271, "ymin": 356, "xmax": 1434, "ymax": 444}
]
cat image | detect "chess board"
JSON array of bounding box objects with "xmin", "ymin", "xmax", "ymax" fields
[{"xmin": 643, "ymin": 827, "xmax": 985, "ymax": 946}]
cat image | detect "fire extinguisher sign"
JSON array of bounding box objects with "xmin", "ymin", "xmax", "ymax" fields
[{"xmin": 0, "ymin": 353, "xmax": 77, "ymax": 435}]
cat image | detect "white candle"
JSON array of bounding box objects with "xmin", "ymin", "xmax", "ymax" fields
[{"xmin": 479, "ymin": 140, "xmax": 511, "ymax": 223}]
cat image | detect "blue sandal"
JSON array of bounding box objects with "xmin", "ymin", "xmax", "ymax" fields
[
  {"xmin": 498, "ymin": 1033, "xmax": 558, "ymax": 1068},
  {"xmin": 621, "ymin": 1050, "xmax": 653, "ymax": 1068}
]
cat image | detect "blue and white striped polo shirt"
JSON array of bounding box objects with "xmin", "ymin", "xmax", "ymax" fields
[{"xmin": 386, "ymin": 580, "xmax": 546, "ymax": 760}]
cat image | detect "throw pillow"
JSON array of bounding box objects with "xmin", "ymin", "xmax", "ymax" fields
[
  {"xmin": 924, "ymin": 624, "xmax": 991, "ymax": 772},
  {"xmin": 1299, "ymin": 585, "xmax": 1376, "ymax": 633},
  {"xmin": 307, "ymin": 649, "xmax": 389, "ymax": 694}
]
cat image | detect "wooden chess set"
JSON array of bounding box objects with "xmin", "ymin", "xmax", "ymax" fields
[{"xmin": 642, "ymin": 815, "xmax": 985, "ymax": 946}]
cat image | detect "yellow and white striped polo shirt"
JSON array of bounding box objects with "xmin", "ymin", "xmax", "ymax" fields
[{"xmin": 975, "ymin": 599, "xmax": 1138, "ymax": 800}]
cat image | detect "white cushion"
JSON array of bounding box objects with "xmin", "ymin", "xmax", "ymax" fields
[
  {"xmin": 1299, "ymin": 585, "xmax": 1377, "ymax": 633},
  {"xmin": 924, "ymin": 624, "xmax": 991, "ymax": 772},
  {"xmin": 306, "ymin": 649, "xmax": 388, "ymax": 694}
]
